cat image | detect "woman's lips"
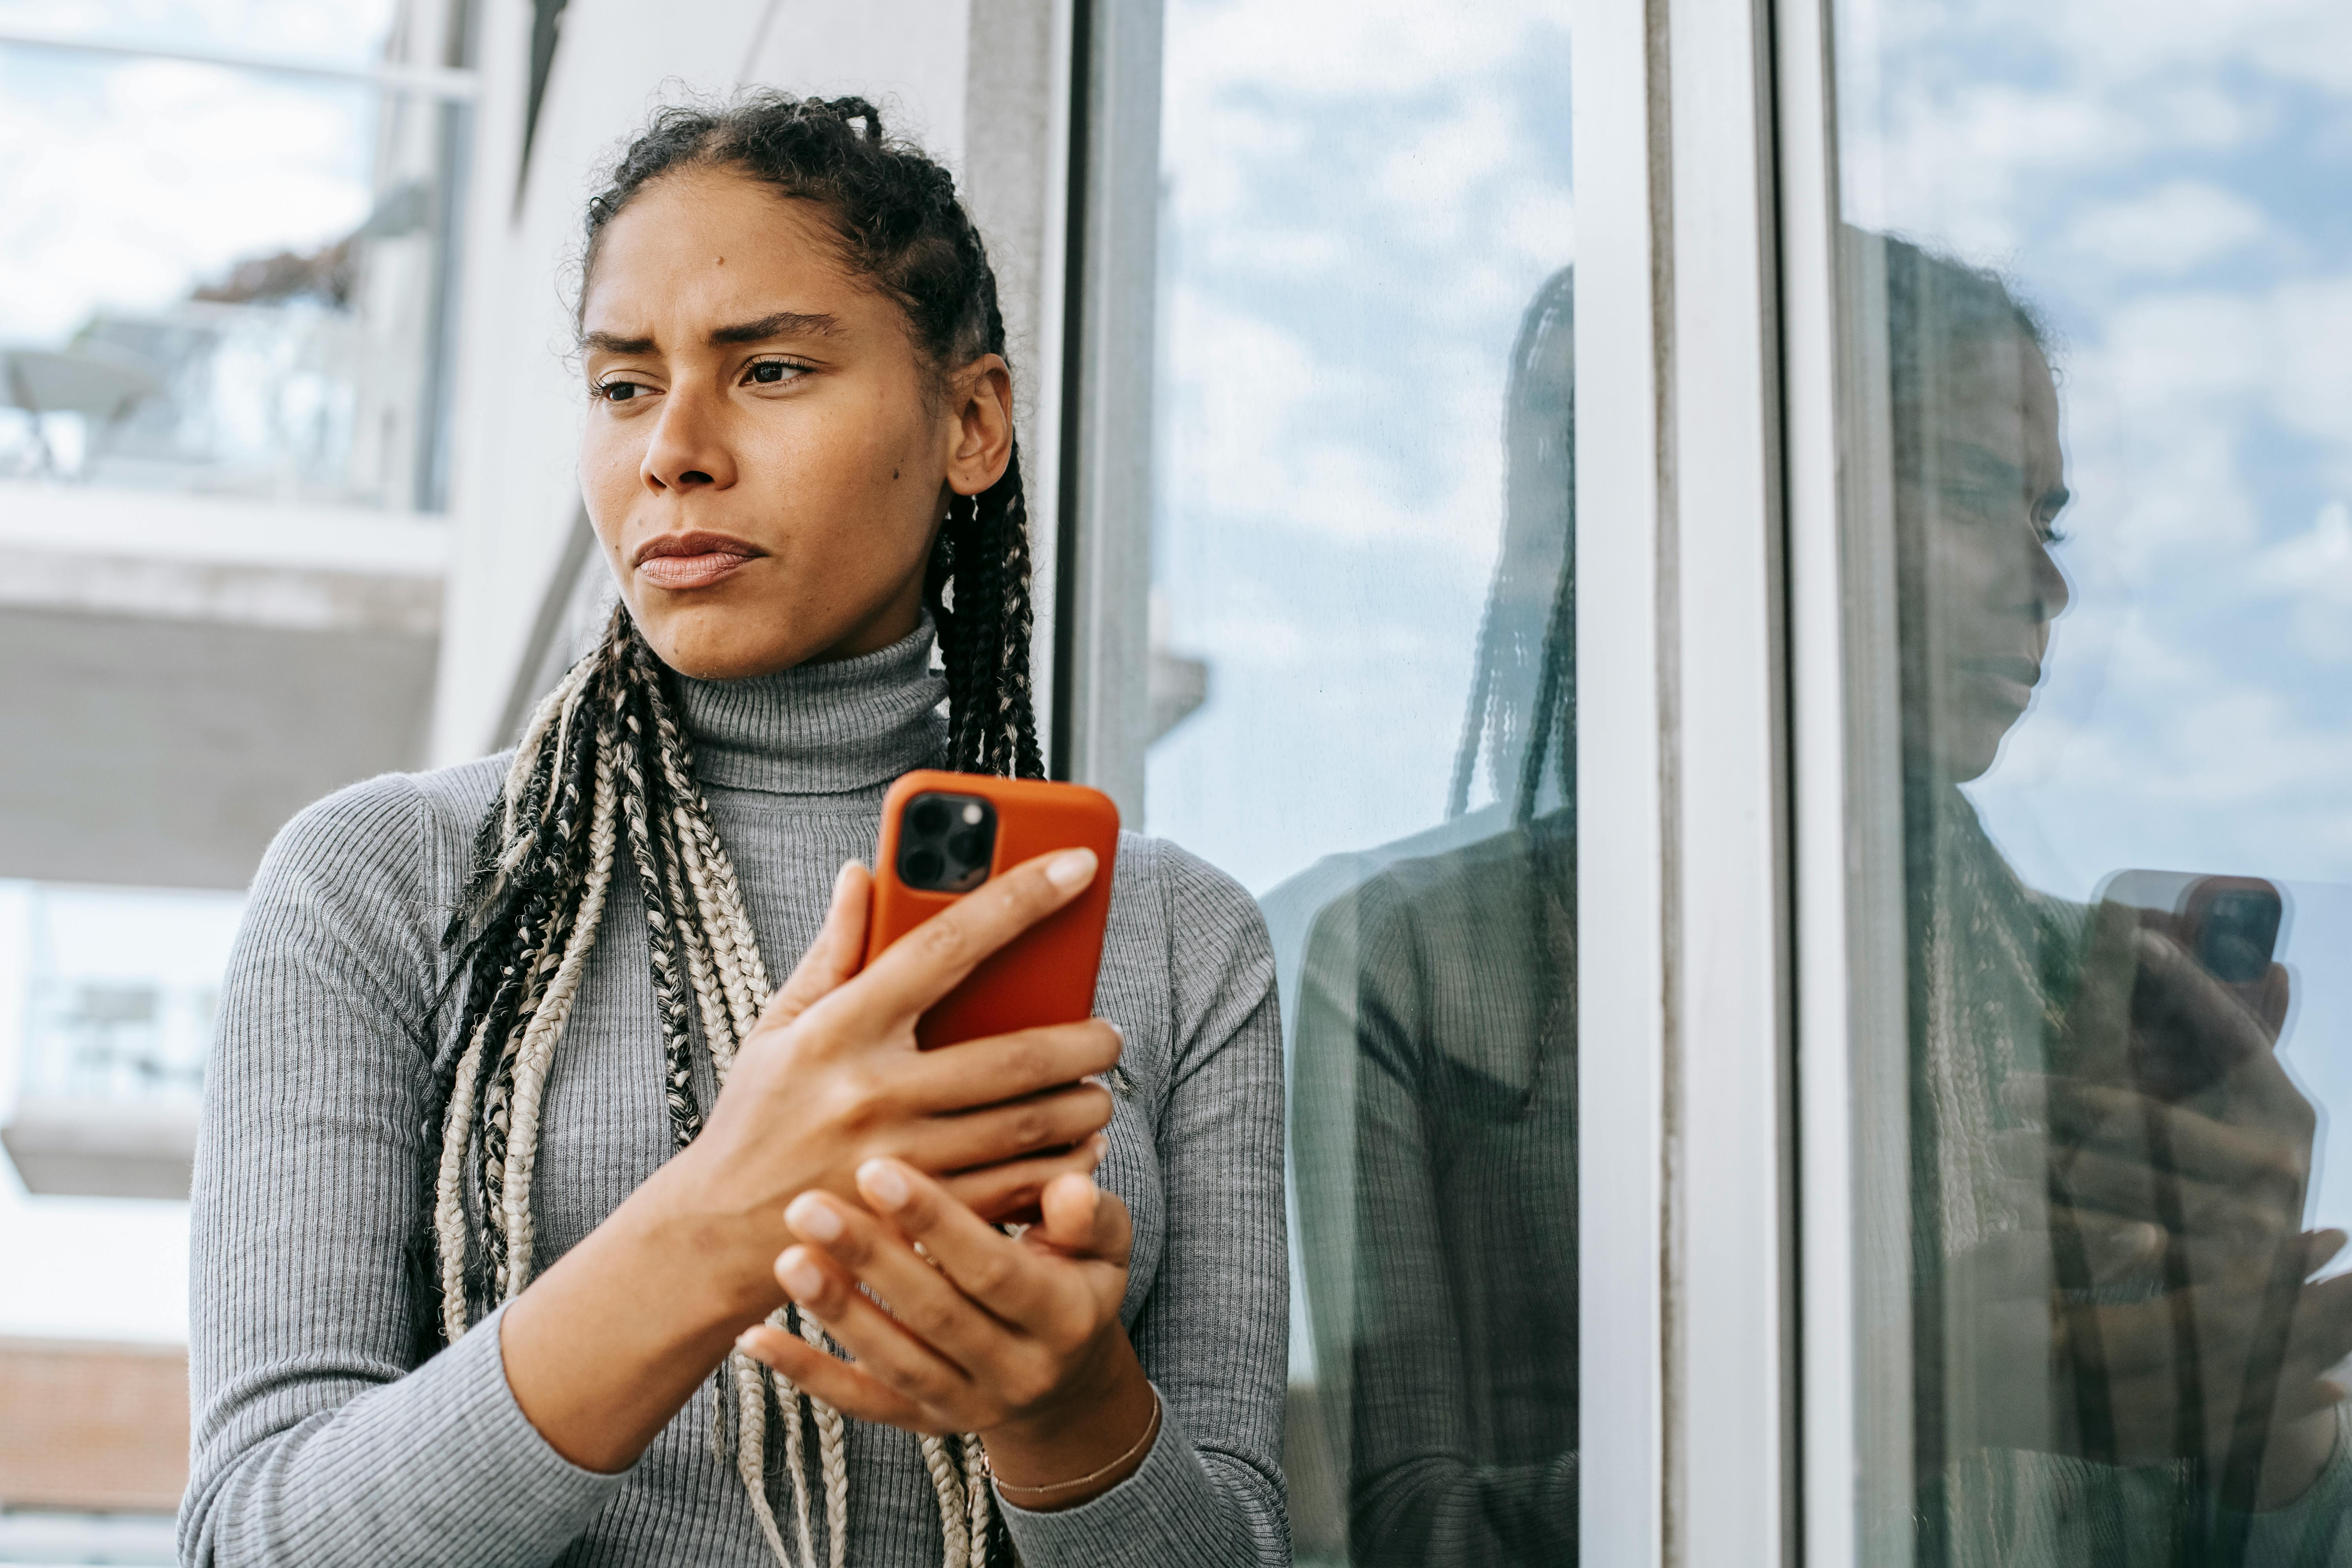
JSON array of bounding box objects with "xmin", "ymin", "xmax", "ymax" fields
[
  {"xmin": 635, "ymin": 549, "xmax": 757, "ymax": 589},
  {"xmin": 1955, "ymin": 656, "xmax": 2040, "ymax": 711}
]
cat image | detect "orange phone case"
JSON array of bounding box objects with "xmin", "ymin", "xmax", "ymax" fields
[{"xmin": 864, "ymin": 769, "xmax": 1121, "ymax": 1049}]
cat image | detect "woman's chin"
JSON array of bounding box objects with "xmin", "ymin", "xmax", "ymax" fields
[{"xmin": 640, "ymin": 623, "xmax": 812, "ymax": 682}]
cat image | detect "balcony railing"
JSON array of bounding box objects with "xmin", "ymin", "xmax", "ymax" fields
[{"xmin": 0, "ymin": 27, "xmax": 474, "ymax": 512}]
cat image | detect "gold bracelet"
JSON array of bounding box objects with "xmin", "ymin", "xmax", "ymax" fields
[{"xmin": 984, "ymin": 1388, "xmax": 1163, "ymax": 1499}]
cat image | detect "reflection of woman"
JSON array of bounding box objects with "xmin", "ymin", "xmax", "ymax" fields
[
  {"xmin": 1876, "ymin": 234, "xmax": 2352, "ymax": 1564},
  {"xmin": 1290, "ymin": 267, "xmax": 1577, "ymax": 1565},
  {"xmin": 180, "ymin": 97, "xmax": 1286, "ymax": 1568}
]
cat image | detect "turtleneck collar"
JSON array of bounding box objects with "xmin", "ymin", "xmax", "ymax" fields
[{"xmin": 675, "ymin": 615, "xmax": 948, "ymax": 796}]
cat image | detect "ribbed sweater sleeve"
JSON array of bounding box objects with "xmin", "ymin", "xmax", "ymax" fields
[
  {"xmin": 178, "ymin": 775, "xmax": 627, "ymax": 1568},
  {"xmin": 1000, "ymin": 842, "xmax": 1292, "ymax": 1567}
]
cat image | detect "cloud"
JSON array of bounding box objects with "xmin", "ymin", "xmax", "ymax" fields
[
  {"xmin": 1154, "ymin": 2, "xmax": 1576, "ymax": 564},
  {"xmin": 1163, "ymin": 0, "xmax": 1568, "ymax": 102},
  {"xmin": 2064, "ymin": 180, "xmax": 2270, "ymax": 275},
  {"xmin": 0, "ymin": 0, "xmax": 396, "ymax": 66},
  {"xmin": 1161, "ymin": 285, "xmax": 1505, "ymax": 559},
  {"xmin": 2006, "ymin": 0, "xmax": 2352, "ymax": 96},
  {"xmin": 2250, "ymin": 503, "xmax": 2352, "ymax": 663}
]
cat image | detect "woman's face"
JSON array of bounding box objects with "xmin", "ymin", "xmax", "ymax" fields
[
  {"xmin": 1907, "ymin": 329, "xmax": 2072, "ymax": 784},
  {"xmin": 577, "ymin": 167, "xmax": 1011, "ymax": 680}
]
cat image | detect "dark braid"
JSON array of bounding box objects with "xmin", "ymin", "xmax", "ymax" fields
[{"xmin": 427, "ymin": 93, "xmax": 1038, "ymax": 1566}]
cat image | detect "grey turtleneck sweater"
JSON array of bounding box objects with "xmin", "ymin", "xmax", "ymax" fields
[{"xmin": 178, "ymin": 624, "xmax": 1290, "ymax": 1567}]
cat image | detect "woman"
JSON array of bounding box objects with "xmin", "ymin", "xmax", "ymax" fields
[{"xmin": 178, "ymin": 94, "xmax": 1288, "ymax": 1568}]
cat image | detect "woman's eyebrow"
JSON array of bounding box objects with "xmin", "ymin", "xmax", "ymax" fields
[
  {"xmin": 582, "ymin": 330, "xmax": 656, "ymax": 355},
  {"xmin": 710, "ymin": 310, "xmax": 842, "ymax": 346}
]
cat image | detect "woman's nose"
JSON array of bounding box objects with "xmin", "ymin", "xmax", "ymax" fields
[
  {"xmin": 2028, "ymin": 536, "xmax": 2071, "ymax": 625},
  {"xmin": 641, "ymin": 393, "xmax": 736, "ymax": 493}
]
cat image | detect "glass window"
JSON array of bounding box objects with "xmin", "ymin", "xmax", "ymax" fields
[
  {"xmin": 0, "ymin": 0, "xmax": 468, "ymax": 509},
  {"xmin": 1146, "ymin": 3, "xmax": 1575, "ymax": 1561},
  {"xmin": 1831, "ymin": 0, "xmax": 2352, "ymax": 1556}
]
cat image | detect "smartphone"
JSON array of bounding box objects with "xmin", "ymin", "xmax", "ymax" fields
[{"xmin": 865, "ymin": 769, "xmax": 1121, "ymax": 1050}]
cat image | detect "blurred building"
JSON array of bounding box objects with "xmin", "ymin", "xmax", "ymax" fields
[{"xmin": 0, "ymin": 2, "xmax": 1060, "ymax": 1558}]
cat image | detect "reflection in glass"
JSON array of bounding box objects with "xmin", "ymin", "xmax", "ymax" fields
[
  {"xmin": 1833, "ymin": 2, "xmax": 2352, "ymax": 1544},
  {"xmin": 1144, "ymin": 5, "xmax": 1576, "ymax": 1559},
  {"xmin": 1877, "ymin": 229, "xmax": 2352, "ymax": 1562},
  {"xmin": 1290, "ymin": 269, "xmax": 1575, "ymax": 1567}
]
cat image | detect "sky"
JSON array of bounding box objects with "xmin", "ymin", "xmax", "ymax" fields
[{"xmin": 1142, "ymin": 0, "xmax": 1575, "ymax": 897}]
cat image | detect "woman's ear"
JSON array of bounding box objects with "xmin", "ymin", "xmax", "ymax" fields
[{"xmin": 944, "ymin": 354, "xmax": 1014, "ymax": 497}]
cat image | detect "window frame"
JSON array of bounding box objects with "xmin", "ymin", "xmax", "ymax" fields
[
  {"xmin": 1570, "ymin": 0, "xmax": 1803, "ymax": 1559},
  {"xmin": 1045, "ymin": 0, "xmax": 1160, "ymax": 821}
]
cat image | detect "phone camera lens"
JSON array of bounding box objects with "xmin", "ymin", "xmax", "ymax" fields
[
  {"xmin": 947, "ymin": 828, "xmax": 986, "ymax": 867},
  {"xmin": 909, "ymin": 800, "xmax": 950, "ymax": 838},
  {"xmin": 902, "ymin": 847, "xmax": 946, "ymax": 887}
]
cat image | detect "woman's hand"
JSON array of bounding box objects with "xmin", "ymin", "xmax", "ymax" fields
[
  {"xmin": 1958, "ymin": 910, "xmax": 2352, "ymax": 1509},
  {"xmin": 735, "ymin": 1157, "xmax": 1161, "ymax": 1511},
  {"xmin": 648, "ymin": 848, "xmax": 1122, "ymax": 1321},
  {"xmin": 499, "ymin": 847, "xmax": 1121, "ymax": 1473}
]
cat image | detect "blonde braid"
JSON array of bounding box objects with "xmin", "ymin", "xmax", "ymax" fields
[
  {"xmin": 961, "ymin": 1435, "xmax": 992, "ymax": 1566},
  {"xmin": 497, "ymin": 731, "xmax": 620, "ymax": 1293},
  {"xmin": 800, "ymin": 1314, "xmax": 851, "ymax": 1568},
  {"xmin": 653, "ymin": 804, "xmax": 737, "ymax": 1085},
  {"xmin": 731, "ymin": 1340, "xmax": 806, "ymax": 1568},
  {"xmin": 920, "ymin": 1434, "xmax": 972, "ymax": 1568},
  {"xmin": 641, "ymin": 669, "xmax": 770, "ymax": 1044},
  {"xmin": 776, "ymin": 1359, "xmax": 820, "ymax": 1568},
  {"xmin": 431, "ymin": 1018, "xmax": 492, "ymax": 1342}
]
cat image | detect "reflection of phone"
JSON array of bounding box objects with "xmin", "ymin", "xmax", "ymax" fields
[
  {"xmin": 2098, "ymin": 869, "xmax": 2287, "ymax": 982},
  {"xmin": 2180, "ymin": 876, "xmax": 2285, "ymax": 985},
  {"xmin": 2094, "ymin": 869, "xmax": 2290, "ymax": 1098},
  {"xmin": 865, "ymin": 769, "xmax": 1120, "ymax": 1050}
]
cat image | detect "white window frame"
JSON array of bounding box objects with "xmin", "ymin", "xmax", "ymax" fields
[{"xmin": 1571, "ymin": 0, "xmax": 1800, "ymax": 1559}]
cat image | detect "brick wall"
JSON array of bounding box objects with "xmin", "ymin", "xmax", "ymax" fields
[{"xmin": 0, "ymin": 1337, "xmax": 188, "ymax": 1514}]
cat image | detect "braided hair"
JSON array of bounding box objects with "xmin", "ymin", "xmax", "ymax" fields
[
  {"xmin": 424, "ymin": 93, "xmax": 1040, "ymax": 1568},
  {"xmin": 1447, "ymin": 266, "xmax": 1575, "ymax": 1120}
]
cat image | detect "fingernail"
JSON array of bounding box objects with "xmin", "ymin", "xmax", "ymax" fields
[
  {"xmin": 1046, "ymin": 848, "xmax": 1097, "ymax": 889},
  {"xmin": 860, "ymin": 1159, "xmax": 911, "ymax": 1209},
  {"xmin": 786, "ymin": 1192, "xmax": 842, "ymax": 1243},
  {"xmin": 777, "ymin": 1249, "xmax": 825, "ymax": 1301},
  {"xmin": 735, "ymin": 1329, "xmax": 766, "ymax": 1358}
]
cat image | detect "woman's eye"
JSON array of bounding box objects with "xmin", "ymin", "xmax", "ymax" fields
[
  {"xmin": 744, "ymin": 360, "xmax": 804, "ymax": 386},
  {"xmin": 597, "ymin": 380, "xmax": 651, "ymax": 403}
]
